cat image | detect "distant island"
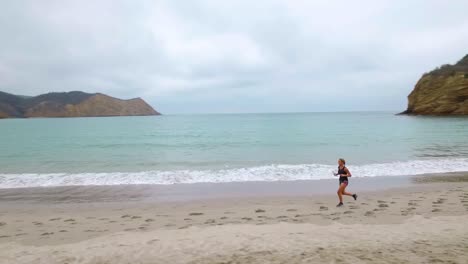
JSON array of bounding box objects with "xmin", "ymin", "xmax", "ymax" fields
[
  {"xmin": 400, "ymin": 54, "xmax": 468, "ymax": 115},
  {"xmin": 0, "ymin": 91, "xmax": 160, "ymax": 118}
]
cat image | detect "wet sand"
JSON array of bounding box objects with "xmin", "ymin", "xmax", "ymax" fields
[{"xmin": 1, "ymin": 174, "xmax": 468, "ymax": 263}]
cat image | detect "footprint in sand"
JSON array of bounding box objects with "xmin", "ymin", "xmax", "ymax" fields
[
  {"xmin": 433, "ymin": 198, "xmax": 446, "ymax": 204},
  {"xmin": 343, "ymin": 211, "xmax": 354, "ymax": 214},
  {"xmin": 33, "ymin": 221, "xmax": 43, "ymax": 226},
  {"xmin": 64, "ymin": 219, "xmax": 75, "ymax": 222},
  {"xmin": 432, "ymin": 208, "xmax": 442, "ymax": 212},
  {"xmin": 277, "ymin": 215, "xmax": 288, "ymax": 219},
  {"xmin": 255, "ymin": 209, "xmax": 266, "ymax": 213},
  {"xmin": 59, "ymin": 230, "xmax": 68, "ymax": 233},
  {"xmin": 121, "ymin": 215, "xmax": 131, "ymax": 219},
  {"xmin": 319, "ymin": 206, "xmax": 328, "ymax": 211},
  {"xmin": 145, "ymin": 218, "xmax": 154, "ymax": 222},
  {"xmin": 332, "ymin": 217, "xmax": 340, "ymax": 220},
  {"xmin": 0, "ymin": 222, "xmax": 6, "ymax": 227},
  {"xmin": 146, "ymin": 239, "xmax": 159, "ymax": 245},
  {"xmin": 49, "ymin": 218, "xmax": 61, "ymax": 221},
  {"xmin": 286, "ymin": 209, "xmax": 298, "ymax": 212},
  {"xmin": 364, "ymin": 211, "xmax": 375, "ymax": 217},
  {"xmin": 378, "ymin": 204, "xmax": 389, "ymax": 208},
  {"xmin": 131, "ymin": 216, "xmax": 141, "ymax": 219},
  {"xmin": 349, "ymin": 205, "xmax": 359, "ymax": 209},
  {"xmin": 401, "ymin": 206, "xmax": 416, "ymax": 216},
  {"xmin": 204, "ymin": 219, "xmax": 216, "ymax": 224},
  {"xmin": 241, "ymin": 217, "xmax": 253, "ymax": 221},
  {"xmin": 41, "ymin": 232, "xmax": 54, "ymax": 236},
  {"xmin": 220, "ymin": 216, "xmax": 228, "ymax": 220},
  {"xmin": 189, "ymin": 212, "xmax": 204, "ymax": 216}
]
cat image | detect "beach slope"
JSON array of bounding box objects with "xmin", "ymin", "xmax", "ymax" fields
[{"xmin": 1, "ymin": 177, "xmax": 468, "ymax": 263}]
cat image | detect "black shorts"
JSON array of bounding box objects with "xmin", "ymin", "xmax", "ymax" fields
[{"xmin": 339, "ymin": 180, "xmax": 348, "ymax": 186}]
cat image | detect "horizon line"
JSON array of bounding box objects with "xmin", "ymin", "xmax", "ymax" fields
[{"xmin": 161, "ymin": 110, "xmax": 401, "ymax": 116}]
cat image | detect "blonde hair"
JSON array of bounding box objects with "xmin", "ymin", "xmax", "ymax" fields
[{"xmin": 339, "ymin": 158, "xmax": 346, "ymax": 165}]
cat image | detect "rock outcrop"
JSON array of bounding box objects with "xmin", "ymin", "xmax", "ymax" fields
[
  {"xmin": 0, "ymin": 91, "xmax": 160, "ymax": 118},
  {"xmin": 400, "ymin": 55, "xmax": 468, "ymax": 115}
]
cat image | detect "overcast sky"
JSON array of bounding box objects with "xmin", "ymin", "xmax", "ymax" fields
[{"xmin": 1, "ymin": 1, "xmax": 468, "ymax": 114}]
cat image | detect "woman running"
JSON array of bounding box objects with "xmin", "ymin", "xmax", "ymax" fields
[{"xmin": 334, "ymin": 158, "xmax": 357, "ymax": 207}]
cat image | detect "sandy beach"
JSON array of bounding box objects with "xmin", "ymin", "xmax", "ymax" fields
[
  {"xmin": 1, "ymin": 174, "xmax": 468, "ymax": 264},
  {"xmin": 2, "ymin": 1, "xmax": 468, "ymax": 263}
]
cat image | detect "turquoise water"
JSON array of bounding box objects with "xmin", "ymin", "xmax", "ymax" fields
[{"xmin": 1, "ymin": 112, "xmax": 468, "ymax": 187}]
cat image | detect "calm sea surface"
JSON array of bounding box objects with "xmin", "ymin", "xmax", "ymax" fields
[{"xmin": 1, "ymin": 112, "xmax": 468, "ymax": 187}]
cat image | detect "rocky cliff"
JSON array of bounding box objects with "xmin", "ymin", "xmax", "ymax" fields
[
  {"xmin": 0, "ymin": 91, "xmax": 160, "ymax": 118},
  {"xmin": 401, "ymin": 55, "xmax": 468, "ymax": 115}
]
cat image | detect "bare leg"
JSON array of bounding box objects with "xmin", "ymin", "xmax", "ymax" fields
[
  {"xmin": 342, "ymin": 184, "xmax": 357, "ymax": 201},
  {"xmin": 337, "ymin": 188, "xmax": 343, "ymax": 203},
  {"xmin": 343, "ymin": 190, "xmax": 353, "ymax": 196},
  {"xmin": 337, "ymin": 184, "xmax": 347, "ymax": 203},
  {"xmin": 341, "ymin": 182, "xmax": 353, "ymax": 196}
]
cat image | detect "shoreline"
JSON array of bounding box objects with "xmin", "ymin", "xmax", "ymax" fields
[
  {"xmin": 0, "ymin": 174, "xmax": 414, "ymax": 204},
  {"xmin": 3, "ymin": 158, "xmax": 468, "ymax": 188},
  {"xmin": 1, "ymin": 172, "xmax": 467, "ymax": 204},
  {"xmin": 1, "ymin": 173, "xmax": 468, "ymax": 263}
]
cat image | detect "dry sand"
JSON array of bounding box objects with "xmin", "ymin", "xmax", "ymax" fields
[{"xmin": 1, "ymin": 175, "xmax": 468, "ymax": 263}]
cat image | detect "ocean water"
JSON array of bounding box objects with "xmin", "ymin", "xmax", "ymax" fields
[{"xmin": 1, "ymin": 112, "xmax": 468, "ymax": 188}]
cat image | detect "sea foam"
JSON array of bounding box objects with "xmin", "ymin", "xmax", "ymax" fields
[{"xmin": 1, "ymin": 158, "xmax": 468, "ymax": 188}]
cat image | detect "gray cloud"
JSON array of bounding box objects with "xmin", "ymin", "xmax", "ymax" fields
[{"xmin": 1, "ymin": 0, "xmax": 468, "ymax": 113}]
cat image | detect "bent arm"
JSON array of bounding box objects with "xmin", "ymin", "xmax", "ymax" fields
[{"xmin": 341, "ymin": 168, "xmax": 352, "ymax": 177}]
